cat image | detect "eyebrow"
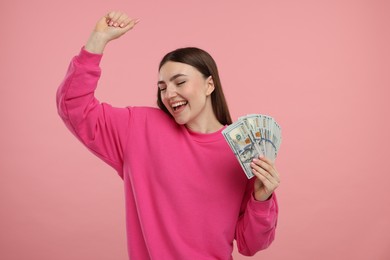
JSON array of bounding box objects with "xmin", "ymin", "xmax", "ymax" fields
[{"xmin": 157, "ymin": 73, "xmax": 187, "ymax": 85}]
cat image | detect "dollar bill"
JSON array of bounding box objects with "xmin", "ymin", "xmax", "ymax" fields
[
  {"xmin": 223, "ymin": 114, "xmax": 282, "ymax": 179},
  {"xmin": 263, "ymin": 115, "xmax": 276, "ymax": 161},
  {"xmin": 240, "ymin": 114, "xmax": 266, "ymax": 156},
  {"xmin": 222, "ymin": 120, "xmax": 261, "ymax": 179}
]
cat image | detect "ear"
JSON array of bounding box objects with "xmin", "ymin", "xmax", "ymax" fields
[{"xmin": 205, "ymin": 76, "xmax": 215, "ymax": 96}]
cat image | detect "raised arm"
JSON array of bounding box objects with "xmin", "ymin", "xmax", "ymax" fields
[{"xmin": 56, "ymin": 12, "xmax": 139, "ymax": 177}]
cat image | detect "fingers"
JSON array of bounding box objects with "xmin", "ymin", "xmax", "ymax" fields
[
  {"xmin": 106, "ymin": 11, "xmax": 139, "ymax": 29},
  {"xmin": 250, "ymin": 156, "xmax": 280, "ymax": 185}
]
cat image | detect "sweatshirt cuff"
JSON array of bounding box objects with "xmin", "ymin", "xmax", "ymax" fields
[
  {"xmin": 76, "ymin": 46, "xmax": 103, "ymax": 66},
  {"xmin": 248, "ymin": 193, "xmax": 275, "ymax": 215}
]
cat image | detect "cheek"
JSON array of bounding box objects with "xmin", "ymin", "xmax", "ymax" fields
[
  {"xmin": 161, "ymin": 96, "xmax": 169, "ymax": 108},
  {"xmin": 161, "ymin": 96, "xmax": 173, "ymax": 112}
]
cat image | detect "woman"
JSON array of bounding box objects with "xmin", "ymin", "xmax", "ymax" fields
[{"xmin": 57, "ymin": 11, "xmax": 280, "ymax": 259}]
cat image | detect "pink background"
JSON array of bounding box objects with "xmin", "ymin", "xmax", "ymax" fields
[{"xmin": 1, "ymin": 0, "xmax": 389, "ymax": 259}]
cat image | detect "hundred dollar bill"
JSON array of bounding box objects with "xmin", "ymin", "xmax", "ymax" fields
[
  {"xmin": 222, "ymin": 120, "xmax": 261, "ymax": 179},
  {"xmin": 242, "ymin": 114, "xmax": 282, "ymax": 161},
  {"xmin": 272, "ymin": 119, "xmax": 282, "ymax": 155},
  {"xmin": 240, "ymin": 114, "xmax": 266, "ymax": 156},
  {"xmin": 223, "ymin": 114, "xmax": 282, "ymax": 178},
  {"xmin": 257, "ymin": 114, "xmax": 268, "ymax": 158},
  {"xmin": 263, "ymin": 115, "xmax": 277, "ymax": 161}
]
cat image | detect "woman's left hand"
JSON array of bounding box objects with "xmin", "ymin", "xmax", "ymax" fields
[{"xmin": 250, "ymin": 156, "xmax": 280, "ymax": 201}]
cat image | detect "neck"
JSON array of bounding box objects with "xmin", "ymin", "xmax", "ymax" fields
[
  {"xmin": 185, "ymin": 98, "xmax": 224, "ymax": 133},
  {"xmin": 186, "ymin": 121, "xmax": 224, "ymax": 134},
  {"xmin": 186, "ymin": 111, "xmax": 224, "ymax": 134}
]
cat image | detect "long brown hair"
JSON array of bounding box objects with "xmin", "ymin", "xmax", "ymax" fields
[{"xmin": 157, "ymin": 47, "xmax": 232, "ymax": 125}]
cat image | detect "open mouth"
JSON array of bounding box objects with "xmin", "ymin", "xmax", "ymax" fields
[{"xmin": 171, "ymin": 101, "xmax": 188, "ymax": 111}]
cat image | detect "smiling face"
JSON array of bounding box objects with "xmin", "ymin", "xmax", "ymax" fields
[
  {"xmin": 158, "ymin": 61, "xmax": 216, "ymax": 130},
  {"xmin": 156, "ymin": 47, "xmax": 232, "ymax": 127}
]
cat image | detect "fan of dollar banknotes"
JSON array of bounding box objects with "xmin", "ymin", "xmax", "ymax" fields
[{"xmin": 222, "ymin": 114, "xmax": 282, "ymax": 179}]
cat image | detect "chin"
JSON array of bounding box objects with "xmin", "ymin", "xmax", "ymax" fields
[
  {"xmin": 172, "ymin": 114, "xmax": 190, "ymax": 125},
  {"xmin": 174, "ymin": 118, "xmax": 188, "ymax": 125}
]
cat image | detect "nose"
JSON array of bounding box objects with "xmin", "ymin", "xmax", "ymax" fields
[{"xmin": 164, "ymin": 84, "xmax": 177, "ymax": 99}]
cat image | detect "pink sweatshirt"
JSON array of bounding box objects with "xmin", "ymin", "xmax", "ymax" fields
[{"xmin": 56, "ymin": 48, "xmax": 278, "ymax": 259}]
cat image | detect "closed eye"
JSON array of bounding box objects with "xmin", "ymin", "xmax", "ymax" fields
[{"xmin": 157, "ymin": 83, "xmax": 166, "ymax": 91}]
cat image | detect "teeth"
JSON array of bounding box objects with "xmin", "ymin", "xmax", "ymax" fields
[{"xmin": 172, "ymin": 101, "xmax": 187, "ymax": 108}]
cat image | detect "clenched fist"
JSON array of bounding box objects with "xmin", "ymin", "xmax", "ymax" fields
[{"xmin": 85, "ymin": 11, "xmax": 139, "ymax": 54}]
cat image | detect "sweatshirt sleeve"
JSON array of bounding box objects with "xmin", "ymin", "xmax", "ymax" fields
[
  {"xmin": 56, "ymin": 47, "xmax": 131, "ymax": 178},
  {"xmin": 235, "ymin": 179, "xmax": 279, "ymax": 256}
]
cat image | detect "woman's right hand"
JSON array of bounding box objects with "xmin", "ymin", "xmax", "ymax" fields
[{"xmin": 85, "ymin": 11, "xmax": 139, "ymax": 54}]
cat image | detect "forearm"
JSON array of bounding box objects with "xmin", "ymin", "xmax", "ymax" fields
[{"xmin": 56, "ymin": 48, "xmax": 102, "ymax": 126}]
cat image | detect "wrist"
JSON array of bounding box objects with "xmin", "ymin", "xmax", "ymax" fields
[
  {"xmin": 254, "ymin": 192, "xmax": 272, "ymax": 202},
  {"xmin": 85, "ymin": 32, "xmax": 109, "ymax": 54}
]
